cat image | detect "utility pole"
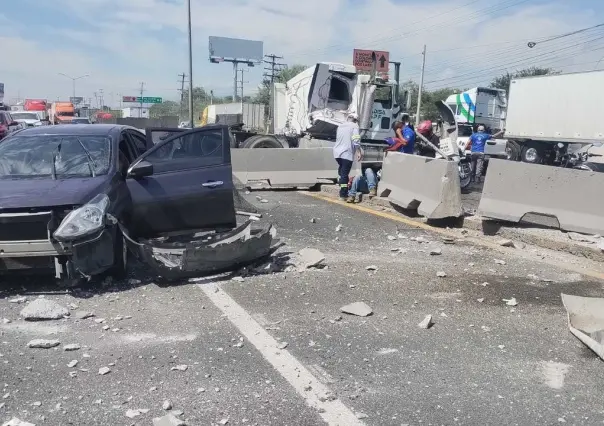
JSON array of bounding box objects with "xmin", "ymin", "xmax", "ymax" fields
[
  {"xmin": 116, "ymin": 93, "xmax": 123, "ymax": 109},
  {"xmin": 139, "ymin": 82, "xmax": 145, "ymax": 118},
  {"xmin": 93, "ymin": 92, "xmax": 98, "ymax": 109},
  {"xmin": 238, "ymin": 69, "xmax": 249, "ymax": 109},
  {"xmin": 210, "ymin": 90, "xmax": 214, "ymax": 105},
  {"xmin": 186, "ymin": 0, "xmax": 194, "ymax": 127},
  {"xmin": 178, "ymin": 73, "xmax": 186, "ymax": 120},
  {"xmin": 58, "ymin": 73, "xmax": 89, "ymax": 103},
  {"xmin": 263, "ymin": 54, "xmax": 285, "ymax": 126},
  {"xmin": 99, "ymin": 88, "xmax": 104, "ymax": 110},
  {"xmin": 415, "ymin": 44, "xmax": 427, "ymax": 126}
]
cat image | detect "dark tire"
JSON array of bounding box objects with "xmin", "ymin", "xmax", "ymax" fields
[
  {"xmin": 241, "ymin": 135, "xmax": 283, "ymax": 148},
  {"xmin": 521, "ymin": 144, "xmax": 544, "ymax": 164},
  {"xmin": 506, "ymin": 140, "xmax": 521, "ymax": 161}
]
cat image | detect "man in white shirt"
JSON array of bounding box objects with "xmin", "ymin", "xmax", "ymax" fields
[{"xmin": 333, "ymin": 112, "xmax": 362, "ymax": 199}]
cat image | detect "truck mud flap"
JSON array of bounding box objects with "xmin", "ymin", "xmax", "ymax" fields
[
  {"xmin": 477, "ymin": 159, "xmax": 604, "ymax": 235},
  {"xmin": 377, "ymin": 152, "xmax": 463, "ymax": 219},
  {"xmin": 232, "ymin": 148, "xmax": 345, "ymax": 189},
  {"xmin": 122, "ymin": 221, "xmax": 279, "ymax": 279},
  {"xmin": 70, "ymin": 227, "xmax": 116, "ymax": 277}
]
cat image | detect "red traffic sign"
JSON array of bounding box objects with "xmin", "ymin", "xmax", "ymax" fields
[
  {"xmin": 122, "ymin": 96, "xmax": 137, "ymax": 102},
  {"xmin": 353, "ymin": 49, "xmax": 390, "ymax": 73}
]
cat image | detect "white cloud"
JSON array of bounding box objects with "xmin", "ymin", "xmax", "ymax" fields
[{"xmin": 1, "ymin": 0, "xmax": 603, "ymax": 105}]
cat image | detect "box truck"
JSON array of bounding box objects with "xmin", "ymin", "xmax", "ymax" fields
[{"xmin": 504, "ymin": 70, "xmax": 604, "ymax": 165}]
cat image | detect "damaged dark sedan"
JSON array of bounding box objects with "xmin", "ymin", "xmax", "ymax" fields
[{"xmin": 0, "ymin": 124, "xmax": 276, "ymax": 283}]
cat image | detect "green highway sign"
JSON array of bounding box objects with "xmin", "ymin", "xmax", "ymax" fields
[{"xmin": 135, "ymin": 96, "xmax": 162, "ymax": 104}]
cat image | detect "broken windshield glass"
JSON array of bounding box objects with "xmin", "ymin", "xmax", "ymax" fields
[{"xmin": 0, "ymin": 135, "xmax": 111, "ymax": 178}]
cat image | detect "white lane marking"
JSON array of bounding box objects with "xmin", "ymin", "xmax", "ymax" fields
[{"xmin": 199, "ymin": 284, "xmax": 364, "ymax": 426}]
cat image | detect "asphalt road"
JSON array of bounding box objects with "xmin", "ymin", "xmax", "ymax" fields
[{"xmin": 1, "ymin": 191, "xmax": 603, "ymax": 426}]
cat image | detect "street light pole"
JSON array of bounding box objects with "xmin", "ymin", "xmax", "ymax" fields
[
  {"xmin": 58, "ymin": 73, "xmax": 89, "ymax": 103},
  {"xmin": 186, "ymin": 0, "xmax": 194, "ymax": 128}
]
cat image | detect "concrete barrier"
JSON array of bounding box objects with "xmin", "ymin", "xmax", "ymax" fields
[
  {"xmin": 478, "ymin": 159, "xmax": 604, "ymax": 235},
  {"xmin": 377, "ymin": 152, "xmax": 463, "ymax": 219},
  {"xmin": 232, "ymin": 148, "xmax": 359, "ymax": 189}
]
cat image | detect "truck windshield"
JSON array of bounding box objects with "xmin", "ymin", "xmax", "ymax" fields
[
  {"xmin": 58, "ymin": 111, "xmax": 74, "ymax": 117},
  {"xmin": 0, "ymin": 135, "xmax": 111, "ymax": 178},
  {"xmin": 375, "ymin": 85, "xmax": 392, "ymax": 108}
]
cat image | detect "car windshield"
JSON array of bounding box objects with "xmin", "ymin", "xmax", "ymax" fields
[
  {"xmin": 0, "ymin": 134, "xmax": 111, "ymax": 179},
  {"xmin": 58, "ymin": 111, "xmax": 74, "ymax": 117},
  {"xmin": 11, "ymin": 113, "xmax": 38, "ymax": 120}
]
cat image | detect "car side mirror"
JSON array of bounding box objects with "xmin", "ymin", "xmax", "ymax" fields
[{"xmin": 127, "ymin": 161, "xmax": 153, "ymax": 179}]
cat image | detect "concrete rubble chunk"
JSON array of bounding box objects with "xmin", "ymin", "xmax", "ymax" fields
[
  {"xmin": 98, "ymin": 367, "xmax": 111, "ymax": 375},
  {"xmin": 171, "ymin": 364, "xmax": 188, "ymax": 372},
  {"xmin": 277, "ymin": 342, "xmax": 289, "ymax": 350},
  {"xmin": 162, "ymin": 400, "xmax": 173, "ymax": 410},
  {"xmin": 125, "ymin": 409, "xmax": 148, "ymax": 419},
  {"xmin": 477, "ymin": 298, "xmax": 485, "ymax": 303},
  {"xmin": 430, "ymin": 248, "xmax": 442, "ymax": 256},
  {"xmin": 2, "ymin": 318, "xmax": 11, "ymax": 324},
  {"xmin": 436, "ymin": 271, "xmax": 447, "ymax": 278},
  {"xmin": 153, "ymin": 414, "xmax": 186, "ymax": 426},
  {"xmin": 298, "ymin": 248, "xmax": 326, "ymax": 269},
  {"xmin": 67, "ymin": 360, "xmax": 78, "ymax": 368},
  {"xmin": 418, "ymin": 315, "xmax": 434, "ymax": 329},
  {"xmin": 75, "ymin": 311, "xmax": 94, "ymax": 320},
  {"xmin": 513, "ymin": 241, "xmax": 526, "ymax": 250},
  {"xmin": 387, "ymin": 235, "xmax": 397, "ymax": 241},
  {"xmin": 219, "ymin": 420, "xmax": 229, "ymax": 425},
  {"xmin": 365, "ymin": 265, "xmax": 378, "ymax": 271},
  {"xmin": 335, "ymin": 224, "xmax": 342, "ymax": 232},
  {"xmin": 494, "ymin": 259, "xmax": 506, "ymax": 265},
  {"xmin": 27, "ymin": 339, "xmax": 60, "ymax": 349},
  {"xmin": 20, "ymin": 299, "xmax": 69, "ymax": 321},
  {"xmin": 503, "ymin": 297, "xmax": 518, "ymax": 306},
  {"xmin": 340, "ymin": 302, "xmax": 373, "ymax": 317},
  {"xmin": 498, "ymin": 239, "xmax": 514, "ymax": 247},
  {"xmin": 8, "ymin": 296, "xmax": 27, "ymax": 304},
  {"xmin": 2, "ymin": 418, "xmax": 36, "ymax": 426}
]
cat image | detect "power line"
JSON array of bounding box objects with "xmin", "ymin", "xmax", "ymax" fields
[
  {"xmin": 263, "ymin": 54, "xmax": 285, "ymax": 85},
  {"xmin": 528, "ymin": 22, "xmax": 604, "ymax": 48}
]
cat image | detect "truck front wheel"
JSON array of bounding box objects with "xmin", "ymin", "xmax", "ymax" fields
[
  {"xmin": 241, "ymin": 135, "xmax": 284, "ymax": 148},
  {"xmin": 506, "ymin": 141, "xmax": 521, "ymax": 161},
  {"xmin": 521, "ymin": 144, "xmax": 545, "ymax": 164}
]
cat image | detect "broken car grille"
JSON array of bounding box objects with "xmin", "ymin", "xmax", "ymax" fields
[{"xmin": 0, "ymin": 211, "xmax": 52, "ymax": 241}]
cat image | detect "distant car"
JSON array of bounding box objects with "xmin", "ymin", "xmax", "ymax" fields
[
  {"xmin": 71, "ymin": 117, "xmax": 92, "ymax": 124},
  {"xmin": 11, "ymin": 111, "xmax": 46, "ymax": 128},
  {"xmin": 0, "ymin": 111, "xmax": 25, "ymax": 140},
  {"xmin": 0, "ymin": 124, "xmax": 237, "ymax": 283}
]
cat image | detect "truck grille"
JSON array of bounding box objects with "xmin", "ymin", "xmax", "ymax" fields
[{"xmin": 0, "ymin": 212, "xmax": 52, "ymax": 241}]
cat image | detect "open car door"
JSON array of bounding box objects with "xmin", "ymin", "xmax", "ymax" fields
[{"xmin": 125, "ymin": 125, "xmax": 236, "ymax": 238}]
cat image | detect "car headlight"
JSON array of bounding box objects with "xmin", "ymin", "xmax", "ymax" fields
[{"xmin": 54, "ymin": 194, "xmax": 109, "ymax": 240}]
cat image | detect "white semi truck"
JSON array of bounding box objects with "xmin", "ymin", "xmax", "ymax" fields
[
  {"xmin": 216, "ymin": 61, "xmax": 408, "ymax": 150},
  {"xmin": 504, "ymin": 70, "xmax": 604, "ymax": 165}
]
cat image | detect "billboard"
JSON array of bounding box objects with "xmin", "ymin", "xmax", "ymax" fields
[
  {"xmin": 69, "ymin": 97, "xmax": 84, "ymax": 104},
  {"xmin": 209, "ymin": 36, "xmax": 263, "ymax": 62},
  {"xmin": 123, "ymin": 96, "xmax": 137, "ymax": 102},
  {"xmin": 353, "ymin": 49, "xmax": 390, "ymax": 73}
]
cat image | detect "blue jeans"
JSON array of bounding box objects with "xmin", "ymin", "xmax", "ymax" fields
[{"xmin": 348, "ymin": 168, "xmax": 377, "ymax": 197}]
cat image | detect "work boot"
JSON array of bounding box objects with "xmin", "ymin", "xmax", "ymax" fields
[
  {"xmin": 346, "ymin": 196, "xmax": 356, "ymax": 203},
  {"xmin": 368, "ymin": 188, "xmax": 377, "ymax": 198}
]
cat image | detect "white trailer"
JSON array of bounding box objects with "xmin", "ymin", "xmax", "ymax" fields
[
  {"xmin": 122, "ymin": 107, "xmax": 149, "ymax": 118},
  {"xmin": 505, "ymin": 70, "xmax": 604, "ymax": 164}
]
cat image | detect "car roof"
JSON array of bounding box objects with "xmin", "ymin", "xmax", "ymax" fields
[{"xmin": 11, "ymin": 124, "xmax": 138, "ymax": 137}]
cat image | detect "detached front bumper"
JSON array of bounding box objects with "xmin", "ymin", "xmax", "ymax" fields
[{"xmin": 123, "ymin": 221, "xmax": 279, "ymax": 280}]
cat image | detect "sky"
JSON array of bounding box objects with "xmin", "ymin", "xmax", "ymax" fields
[{"xmin": 1, "ymin": 0, "xmax": 604, "ymax": 108}]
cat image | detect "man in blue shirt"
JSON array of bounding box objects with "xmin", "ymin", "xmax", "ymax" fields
[
  {"xmin": 467, "ymin": 125, "xmax": 504, "ymax": 183},
  {"xmin": 386, "ymin": 120, "xmax": 416, "ymax": 154}
]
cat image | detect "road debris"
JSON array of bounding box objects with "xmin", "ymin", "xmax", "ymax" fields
[
  {"xmin": 498, "ymin": 239, "xmax": 514, "ymax": 247},
  {"xmin": 436, "ymin": 271, "xmax": 447, "ymax": 278},
  {"xmin": 27, "ymin": 339, "xmax": 60, "ymax": 349},
  {"xmin": 365, "ymin": 265, "xmax": 378, "ymax": 271},
  {"xmin": 310, "ymin": 218, "xmax": 317, "ymax": 223},
  {"xmin": 74, "ymin": 311, "xmax": 94, "ymax": 320},
  {"xmin": 387, "ymin": 235, "xmax": 397, "ymax": 241},
  {"xmin": 477, "ymin": 298, "xmax": 485, "ymax": 303},
  {"xmin": 298, "ymin": 248, "xmax": 326, "ymax": 269},
  {"xmin": 494, "ymin": 259, "xmax": 507, "ymax": 265},
  {"xmin": 67, "ymin": 360, "xmax": 78, "ymax": 368},
  {"xmin": 153, "ymin": 414, "xmax": 186, "ymax": 426},
  {"xmin": 171, "ymin": 364, "xmax": 188, "ymax": 372},
  {"xmin": 418, "ymin": 315, "xmax": 434, "ymax": 329},
  {"xmin": 21, "ymin": 299, "xmax": 69, "ymax": 320},
  {"xmin": 430, "ymin": 248, "xmax": 442, "ymax": 256},
  {"xmin": 340, "ymin": 302, "xmax": 373, "ymax": 317},
  {"xmin": 335, "ymin": 224, "xmax": 343, "ymax": 232},
  {"xmin": 561, "ymin": 293, "xmax": 604, "ymax": 360},
  {"xmin": 98, "ymin": 367, "xmax": 111, "ymax": 375},
  {"xmin": 2, "ymin": 318, "xmax": 11, "ymax": 324},
  {"xmin": 277, "ymin": 342, "xmax": 289, "ymax": 350},
  {"xmin": 8, "ymin": 296, "xmax": 27, "ymax": 304},
  {"xmin": 503, "ymin": 298, "xmax": 518, "ymax": 306},
  {"xmin": 219, "ymin": 419, "xmax": 229, "ymax": 425},
  {"xmin": 126, "ymin": 409, "xmax": 149, "ymax": 418},
  {"xmin": 514, "ymin": 241, "xmax": 526, "ymax": 249},
  {"xmin": 162, "ymin": 400, "xmax": 173, "ymax": 410},
  {"xmin": 2, "ymin": 418, "xmax": 35, "ymax": 426}
]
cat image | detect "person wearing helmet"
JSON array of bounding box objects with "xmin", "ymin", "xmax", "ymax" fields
[
  {"xmin": 334, "ymin": 112, "xmax": 362, "ymax": 200},
  {"xmin": 415, "ymin": 120, "xmax": 438, "ymax": 158},
  {"xmin": 466, "ymin": 125, "xmax": 504, "ymax": 183}
]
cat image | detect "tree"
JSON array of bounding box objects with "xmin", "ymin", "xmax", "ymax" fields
[
  {"xmin": 149, "ymin": 100, "xmax": 179, "ymax": 118},
  {"xmin": 489, "ymin": 67, "xmax": 557, "ymax": 92},
  {"xmin": 252, "ymin": 64, "xmax": 308, "ymax": 105}
]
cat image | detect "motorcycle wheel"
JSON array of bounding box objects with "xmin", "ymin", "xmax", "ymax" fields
[{"xmin": 460, "ymin": 174, "xmax": 472, "ymax": 189}]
